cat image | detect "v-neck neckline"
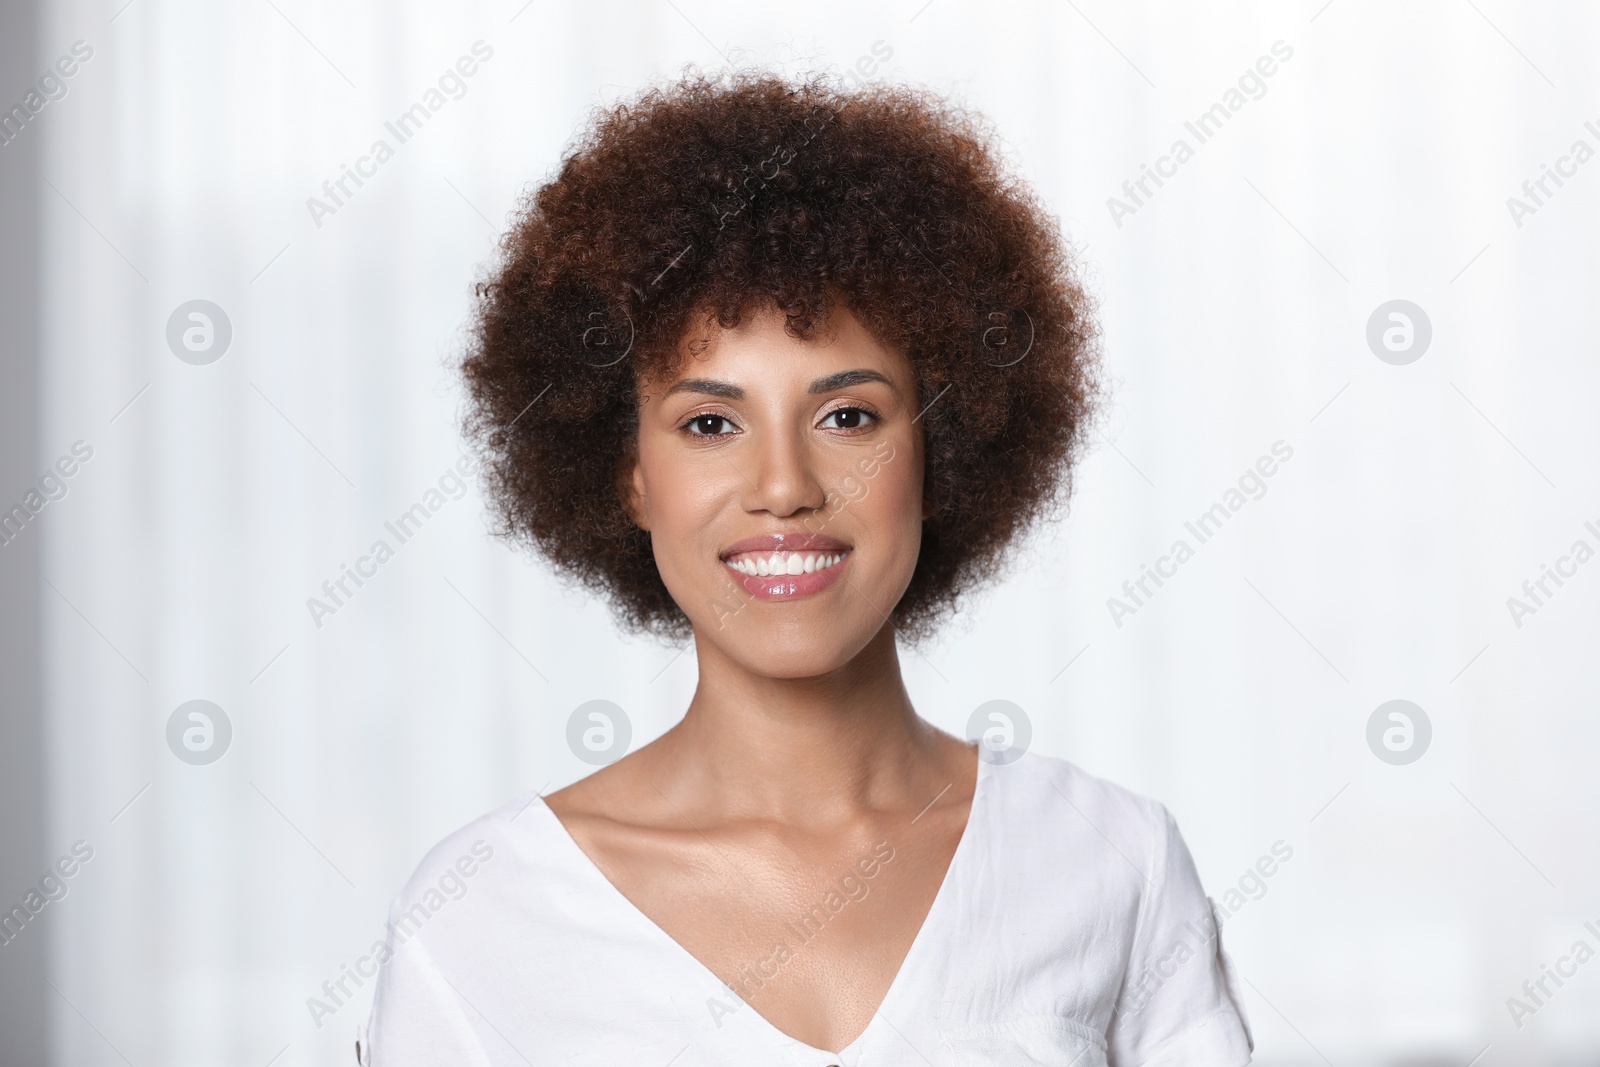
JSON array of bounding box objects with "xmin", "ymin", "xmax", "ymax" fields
[{"xmin": 533, "ymin": 752, "xmax": 990, "ymax": 1058}]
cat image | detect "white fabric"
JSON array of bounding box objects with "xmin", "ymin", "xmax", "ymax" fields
[{"xmin": 362, "ymin": 751, "xmax": 1253, "ymax": 1066}]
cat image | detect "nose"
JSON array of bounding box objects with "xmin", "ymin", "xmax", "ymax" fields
[{"xmin": 739, "ymin": 426, "xmax": 828, "ymax": 518}]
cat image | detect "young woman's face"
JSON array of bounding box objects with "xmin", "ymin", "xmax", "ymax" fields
[{"xmin": 628, "ymin": 303, "xmax": 927, "ymax": 677}]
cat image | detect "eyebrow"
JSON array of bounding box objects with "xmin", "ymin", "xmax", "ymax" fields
[{"xmin": 663, "ymin": 369, "xmax": 893, "ymax": 400}]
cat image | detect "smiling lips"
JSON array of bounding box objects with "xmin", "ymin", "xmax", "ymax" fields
[{"xmin": 720, "ymin": 534, "xmax": 852, "ymax": 600}]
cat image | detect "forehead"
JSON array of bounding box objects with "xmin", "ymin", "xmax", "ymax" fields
[{"xmin": 647, "ymin": 301, "xmax": 910, "ymax": 390}]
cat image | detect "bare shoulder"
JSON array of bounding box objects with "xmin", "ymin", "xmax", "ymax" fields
[{"xmin": 542, "ymin": 733, "xmax": 685, "ymax": 850}]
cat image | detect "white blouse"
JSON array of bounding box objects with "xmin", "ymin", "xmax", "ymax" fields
[{"xmin": 360, "ymin": 750, "xmax": 1254, "ymax": 1066}]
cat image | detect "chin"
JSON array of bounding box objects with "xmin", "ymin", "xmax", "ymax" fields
[{"xmin": 699, "ymin": 604, "xmax": 886, "ymax": 680}]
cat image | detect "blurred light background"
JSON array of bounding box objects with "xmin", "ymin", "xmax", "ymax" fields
[{"xmin": 1, "ymin": 0, "xmax": 1598, "ymax": 1064}]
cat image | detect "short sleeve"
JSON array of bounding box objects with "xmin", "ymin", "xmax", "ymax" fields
[
  {"xmin": 362, "ymin": 908, "xmax": 497, "ymax": 1067},
  {"xmin": 1105, "ymin": 801, "xmax": 1254, "ymax": 1067}
]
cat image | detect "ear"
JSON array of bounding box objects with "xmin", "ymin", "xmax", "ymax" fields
[{"xmin": 618, "ymin": 450, "xmax": 650, "ymax": 531}]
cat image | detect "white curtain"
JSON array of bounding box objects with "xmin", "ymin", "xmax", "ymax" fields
[{"xmin": 37, "ymin": 0, "xmax": 1599, "ymax": 1063}]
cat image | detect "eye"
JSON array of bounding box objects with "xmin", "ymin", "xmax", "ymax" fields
[
  {"xmin": 818, "ymin": 406, "xmax": 878, "ymax": 431},
  {"xmin": 681, "ymin": 413, "xmax": 739, "ymax": 437}
]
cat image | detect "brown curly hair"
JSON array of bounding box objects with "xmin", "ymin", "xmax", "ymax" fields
[{"xmin": 459, "ymin": 69, "xmax": 1101, "ymax": 642}]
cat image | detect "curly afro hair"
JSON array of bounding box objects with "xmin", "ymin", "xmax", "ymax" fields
[{"xmin": 460, "ymin": 69, "xmax": 1101, "ymax": 642}]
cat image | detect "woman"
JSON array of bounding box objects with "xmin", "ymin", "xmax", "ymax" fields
[{"xmin": 361, "ymin": 71, "xmax": 1253, "ymax": 1066}]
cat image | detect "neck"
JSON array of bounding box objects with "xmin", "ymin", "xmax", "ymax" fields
[{"xmin": 657, "ymin": 623, "xmax": 951, "ymax": 823}]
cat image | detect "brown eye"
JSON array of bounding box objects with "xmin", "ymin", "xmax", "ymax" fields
[
  {"xmin": 820, "ymin": 407, "xmax": 875, "ymax": 431},
  {"xmin": 684, "ymin": 414, "xmax": 736, "ymax": 436}
]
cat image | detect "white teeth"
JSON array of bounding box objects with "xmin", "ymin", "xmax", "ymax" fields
[{"xmin": 725, "ymin": 550, "xmax": 847, "ymax": 577}]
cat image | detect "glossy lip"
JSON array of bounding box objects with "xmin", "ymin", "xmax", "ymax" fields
[{"xmin": 720, "ymin": 532, "xmax": 853, "ymax": 602}]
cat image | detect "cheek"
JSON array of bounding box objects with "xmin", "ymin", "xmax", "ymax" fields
[
  {"xmin": 856, "ymin": 446, "xmax": 925, "ymax": 571},
  {"xmin": 637, "ymin": 451, "xmax": 734, "ymax": 578}
]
